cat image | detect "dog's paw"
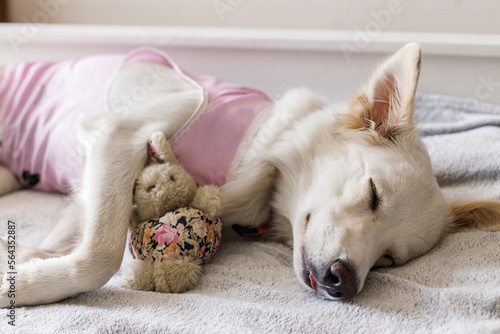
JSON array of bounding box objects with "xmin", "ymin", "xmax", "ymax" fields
[
  {"xmin": 0, "ymin": 273, "xmax": 16, "ymax": 308},
  {"xmin": 149, "ymin": 131, "xmax": 168, "ymax": 146},
  {"xmin": 0, "ymin": 236, "xmax": 10, "ymax": 274},
  {"xmin": 0, "ymin": 268, "xmax": 40, "ymax": 308},
  {"xmin": 0, "ymin": 259, "xmax": 78, "ymax": 307}
]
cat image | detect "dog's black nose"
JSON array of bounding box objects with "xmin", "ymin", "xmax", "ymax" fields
[{"xmin": 323, "ymin": 259, "xmax": 357, "ymax": 299}]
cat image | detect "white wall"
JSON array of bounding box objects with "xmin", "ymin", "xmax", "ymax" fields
[
  {"xmin": 2, "ymin": 2, "xmax": 499, "ymax": 104},
  {"xmin": 7, "ymin": 0, "xmax": 500, "ymax": 34},
  {"xmin": 0, "ymin": 24, "xmax": 499, "ymax": 104}
]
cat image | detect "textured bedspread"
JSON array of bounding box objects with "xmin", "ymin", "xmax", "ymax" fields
[{"xmin": 1, "ymin": 94, "xmax": 499, "ymax": 334}]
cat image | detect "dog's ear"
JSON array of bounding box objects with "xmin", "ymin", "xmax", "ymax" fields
[
  {"xmin": 347, "ymin": 43, "xmax": 421, "ymax": 139},
  {"xmin": 448, "ymin": 201, "xmax": 500, "ymax": 232}
]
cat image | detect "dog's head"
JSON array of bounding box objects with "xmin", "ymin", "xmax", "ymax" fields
[{"xmin": 268, "ymin": 43, "xmax": 500, "ymax": 300}]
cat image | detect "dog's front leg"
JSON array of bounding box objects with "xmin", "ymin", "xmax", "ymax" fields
[{"xmin": 0, "ymin": 122, "xmax": 147, "ymax": 307}]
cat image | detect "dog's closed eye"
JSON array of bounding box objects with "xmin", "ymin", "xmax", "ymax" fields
[{"xmin": 369, "ymin": 178, "xmax": 379, "ymax": 211}]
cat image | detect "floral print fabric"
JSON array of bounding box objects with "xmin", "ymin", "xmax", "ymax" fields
[{"xmin": 129, "ymin": 207, "xmax": 222, "ymax": 263}]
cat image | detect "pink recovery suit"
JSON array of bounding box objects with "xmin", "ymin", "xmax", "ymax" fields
[{"xmin": 0, "ymin": 49, "xmax": 272, "ymax": 193}]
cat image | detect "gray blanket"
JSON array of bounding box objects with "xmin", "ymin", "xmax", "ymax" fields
[{"xmin": 1, "ymin": 94, "xmax": 499, "ymax": 334}]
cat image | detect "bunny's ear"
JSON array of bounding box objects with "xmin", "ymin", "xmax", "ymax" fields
[
  {"xmin": 148, "ymin": 142, "xmax": 164, "ymax": 164},
  {"xmin": 148, "ymin": 131, "xmax": 179, "ymax": 164}
]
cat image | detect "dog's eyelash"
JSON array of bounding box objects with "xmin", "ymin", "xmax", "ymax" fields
[{"xmin": 369, "ymin": 178, "xmax": 379, "ymax": 211}]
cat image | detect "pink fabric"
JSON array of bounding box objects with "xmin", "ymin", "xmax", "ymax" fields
[
  {"xmin": 0, "ymin": 55, "xmax": 125, "ymax": 193},
  {"xmin": 171, "ymin": 75, "xmax": 272, "ymax": 186},
  {"xmin": 0, "ymin": 49, "xmax": 271, "ymax": 193}
]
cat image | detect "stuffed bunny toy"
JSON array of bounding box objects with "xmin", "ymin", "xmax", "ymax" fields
[{"xmin": 121, "ymin": 131, "xmax": 223, "ymax": 293}]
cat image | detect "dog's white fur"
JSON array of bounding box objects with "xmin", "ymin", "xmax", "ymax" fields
[{"xmin": 1, "ymin": 43, "xmax": 499, "ymax": 306}]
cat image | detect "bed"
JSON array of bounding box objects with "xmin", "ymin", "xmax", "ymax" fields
[{"xmin": 0, "ymin": 25, "xmax": 499, "ymax": 333}]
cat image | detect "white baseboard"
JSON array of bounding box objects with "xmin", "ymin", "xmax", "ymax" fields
[{"xmin": 1, "ymin": 24, "xmax": 499, "ymax": 104}]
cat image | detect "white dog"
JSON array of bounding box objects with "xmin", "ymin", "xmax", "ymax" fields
[{"xmin": 0, "ymin": 43, "xmax": 499, "ymax": 307}]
